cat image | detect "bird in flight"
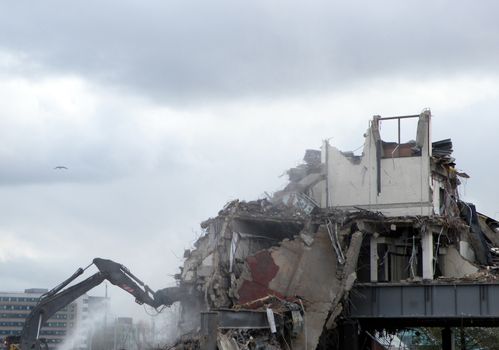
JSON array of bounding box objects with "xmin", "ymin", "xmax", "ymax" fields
[{"xmin": 54, "ymin": 166, "xmax": 68, "ymax": 170}]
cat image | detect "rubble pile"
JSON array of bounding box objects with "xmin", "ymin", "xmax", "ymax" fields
[
  {"xmin": 218, "ymin": 330, "xmax": 282, "ymax": 350},
  {"xmin": 166, "ymin": 335, "xmax": 200, "ymax": 350}
]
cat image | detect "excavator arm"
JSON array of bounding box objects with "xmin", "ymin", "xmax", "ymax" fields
[
  {"xmin": 13, "ymin": 258, "xmax": 182, "ymax": 350},
  {"xmin": 20, "ymin": 272, "xmax": 106, "ymax": 350}
]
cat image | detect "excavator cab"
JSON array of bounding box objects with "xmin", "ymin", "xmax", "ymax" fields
[
  {"xmin": 5, "ymin": 337, "xmax": 48, "ymax": 350},
  {"xmin": 4, "ymin": 336, "xmax": 20, "ymax": 350}
]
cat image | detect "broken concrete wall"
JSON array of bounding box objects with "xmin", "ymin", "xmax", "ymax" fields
[
  {"xmin": 321, "ymin": 112, "xmax": 432, "ymax": 216},
  {"xmin": 235, "ymin": 228, "xmax": 339, "ymax": 349},
  {"xmin": 440, "ymin": 246, "xmax": 479, "ymax": 278},
  {"xmin": 233, "ymin": 221, "xmax": 364, "ymax": 349}
]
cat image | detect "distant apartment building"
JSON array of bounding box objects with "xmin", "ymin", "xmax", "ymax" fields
[
  {"xmin": 0, "ymin": 289, "xmax": 108, "ymax": 350},
  {"xmin": 114, "ymin": 317, "xmax": 136, "ymax": 350},
  {"xmin": 69, "ymin": 296, "xmax": 109, "ymax": 350},
  {"xmin": 88, "ymin": 316, "xmax": 142, "ymax": 350}
]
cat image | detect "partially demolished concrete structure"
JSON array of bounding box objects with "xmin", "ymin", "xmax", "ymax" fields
[{"xmin": 167, "ymin": 111, "xmax": 499, "ymax": 350}]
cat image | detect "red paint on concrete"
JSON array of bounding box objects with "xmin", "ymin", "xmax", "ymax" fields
[
  {"xmin": 237, "ymin": 250, "xmax": 283, "ymax": 304},
  {"xmin": 247, "ymin": 251, "xmax": 279, "ymax": 285}
]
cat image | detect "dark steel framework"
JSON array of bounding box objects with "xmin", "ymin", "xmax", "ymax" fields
[{"xmin": 349, "ymin": 283, "xmax": 499, "ymax": 328}]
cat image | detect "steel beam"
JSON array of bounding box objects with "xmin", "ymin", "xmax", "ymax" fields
[
  {"xmin": 349, "ymin": 283, "xmax": 499, "ymax": 327},
  {"xmin": 216, "ymin": 309, "xmax": 274, "ymax": 329},
  {"xmin": 199, "ymin": 309, "xmax": 276, "ymax": 350}
]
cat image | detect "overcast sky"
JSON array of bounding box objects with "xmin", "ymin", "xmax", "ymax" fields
[{"xmin": 1, "ymin": 0, "xmax": 499, "ymax": 323}]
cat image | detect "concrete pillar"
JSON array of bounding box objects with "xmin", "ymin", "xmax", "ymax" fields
[
  {"xmin": 370, "ymin": 236, "xmax": 378, "ymax": 282},
  {"xmin": 422, "ymin": 229, "xmax": 434, "ymax": 280},
  {"xmin": 442, "ymin": 327, "xmax": 454, "ymax": 350}
]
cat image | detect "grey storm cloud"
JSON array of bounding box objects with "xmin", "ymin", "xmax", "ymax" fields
[
  {"xmin": 0, "ymin": 117, "xmax": 132, "ymax": 185},
  {"xmin": 1, "ymin": 0, "xmax": 499, "ymax": 102}
]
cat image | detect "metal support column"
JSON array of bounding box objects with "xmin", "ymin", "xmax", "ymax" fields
[
  {"xmin": 200, "ymin": 312, "xmax": 218, "ymax": 350},
  {"xmin": 442, "ymin": 327, "xmax": 454, "ymax": 350},
  {"xmin": 340, "ymin": 320, "xmax": 359, "ymax": 350}
]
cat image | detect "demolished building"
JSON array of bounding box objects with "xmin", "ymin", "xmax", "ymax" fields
[{"xmin": 167, "ymin": 111, "xmax": 499, "ymax": 350}]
